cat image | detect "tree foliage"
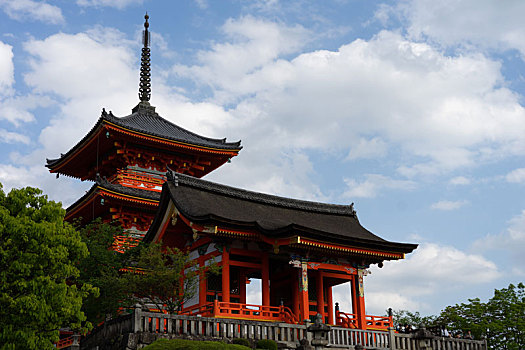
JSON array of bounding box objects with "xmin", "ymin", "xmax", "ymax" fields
[
  {"xmin": 438, "ymin": 283, "xmax": 525, "ymax": 349},
  {"xmin": 77, "ymin": 220, "xmax": 216, "ymax": 319},
  {"xmin": 128, "ymin": 242, "xmax": 215, "ymax": 314},
  {"xmin": 391, "ymin": 309, "xmax": 437, "ymax": 329},
  {"xmin": 76, "ymin": 219, "xmax": 130, "ymax": 324},
  {"xmin": 0, "ymin": 185, "xmax": 96, "ymax": 349}
]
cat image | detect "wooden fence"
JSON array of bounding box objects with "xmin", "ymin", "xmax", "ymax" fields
[{"xmin": 80, "ymin": 309, "xmax": 487, "ymax": 350}]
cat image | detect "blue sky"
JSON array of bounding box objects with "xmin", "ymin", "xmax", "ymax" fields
[{"xmin": 1, "ymin": 0, "xmax": 524, "ymax": 317}]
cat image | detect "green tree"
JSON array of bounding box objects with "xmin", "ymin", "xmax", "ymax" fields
[
  {"xmin": 438, "ymin": 283, "xmax": 525, "ymax": 349},
  {"xmin": 77, "ymin": 219, "xmax": 131, "ymax": 324},
  {"xmin": 391, "ymin": 309, "xmax": 437, "ymax": 329},
  {"xmin": 128, "ymin": 242, "xmax": 215, "ymax": 313},
  {"xmin": 0, "ymin": 185, "xmax": 97, "ymax": 349}
]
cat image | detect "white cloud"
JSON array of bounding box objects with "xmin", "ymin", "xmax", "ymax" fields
[
  {"xmin": 342, "ymin": 174, "xmax": 416, "ymax": 198},
  {"xmin": 76, "ymin": 0, "xmax": 143, "ymax": 9},
  {"xmin": 346, "ymin": 137, "xmax": 387, "ymax": 160},
  {"xmin": 0, "ymin": 0, "xmax": 64, "ymax": 24},
  {"xmin": 393, "ymin": 0, "xmax": 525, "ymax": 58},
  {"xmin": 172, "ymin": 16, "xmax": 310, "ymax": 102},
  {"xmin": 473, "ymin": 210, "xmax": 525, "ymax": 274},
  {"xmin": 364, "ymin": 243, "xmax": 500, "ymax": 314},
  {"xmin": 0, "ymin": 129, "xmax": 30, "ymax": 144},
  {"xmin": 0, "ymin": 94, "xmax": 53, "ymax": 126},
  {"xmin": 506, "ymin": 168, "xmax": 525, "ymax": 184},
  {"xmin": 0, "ymin": 40, "xmax": 14, "ymax": 93},
  {"xmin": 177, "ymin": 27, "xmax": 525, "ymax": 185},
  {"xmin": 449, "ymin": 176, "xmax": 470, "ymax": 185},
  {"xmin": 430, "ymin": 199, "xmax": 468, "ymax": 211}
]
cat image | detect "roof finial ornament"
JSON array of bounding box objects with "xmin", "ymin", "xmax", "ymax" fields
[{"xmin": 138, "ymin": 12, "xmax": 151, "ymax": 103}]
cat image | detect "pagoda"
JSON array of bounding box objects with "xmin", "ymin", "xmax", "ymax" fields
[
  {"xmin": 47, "ymin": 14, "xmax": 241, "ymax": 250},
  {"xmin": 144, "ymin": 170, "xmax": 417, "ymax": 329}
]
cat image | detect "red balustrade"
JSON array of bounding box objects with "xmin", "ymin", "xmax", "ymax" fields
[
  {"xmin": 56, "ymin": 336, "xmax": 74, "ymax": 349},
  {"xmin": 181, "ymin": 300, "xmax": 298, "ymax": 324},
  {"xmin": 335, "ymin": 309, "xmax": 393, "ymax": 330}
]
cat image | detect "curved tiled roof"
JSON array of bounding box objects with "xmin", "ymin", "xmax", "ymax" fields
[
  {"xmin": 46, "ymin": 103, "xmax": 241, "ymax": 169},
  {"xmin": 145, "ymin": 171, "xmax": 418, "ymax": 254},
  {"xmin": 66, "ymin": 178, "xmax": 161, "ymax": 214},
  {"xmin": 107, "ymin": 102, "xmax": 241, "ymax": 150}
]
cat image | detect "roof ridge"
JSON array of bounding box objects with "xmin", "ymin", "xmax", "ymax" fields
[
  {"xmin": 104, "ymin": 108, "xmax": 242, "ymax": 148},
  {"xmin": 168, "ymin": 170, "xmax": 358, "ymax": 218}
]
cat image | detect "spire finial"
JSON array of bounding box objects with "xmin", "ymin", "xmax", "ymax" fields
[{"xmin": 138, "ymin": 12, "xmax": 151, "ymax": 103}]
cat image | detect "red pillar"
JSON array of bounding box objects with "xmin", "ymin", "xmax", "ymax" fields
[
  {"xmin": 355, "ymin": 270, "xmax": 366, "ymax": 329},
  {"xmin": 316, "ymin": 270, "xmax": 325, "ymax": 321},
  {"xmin": 327, "ymin": 285, "xmax": 334, "ymax": 325},
  {"xmin": 262, "ymin": 252, "xmax": 270, "ymax": 306},
  {"xmin": 222, "ymin": 249, "xmax": 230, "ymax": 303},
  {"xmin": 300, "ymin": 261, "xmax": 309, "ymax": 322}
]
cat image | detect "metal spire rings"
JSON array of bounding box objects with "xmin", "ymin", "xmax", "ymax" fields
[{"xmin": 139, "ymin": 13, "xmax": 151, "ymax": 102}]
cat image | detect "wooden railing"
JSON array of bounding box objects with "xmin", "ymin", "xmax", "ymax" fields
[
  {"xmin": 133, "ymin": 311, "xmax": 307, "ymax": 348},
  {"xmin": 80, "ymin": 309, "xmax": 487, "ymax": 350},
  {"xmin": 180, "ymin": 301, "xmax": 298, "ymax": 324},
  {"xmin": 56, "ymin": 337, "xmax": 74, "ymax": 349},
  {"xmin": 335, "ymin": 309, "xmax": 393, "ymax": 330},
  {"xmin": 330, "ymin": 326, "xmax": 390, "ymax": 348}
]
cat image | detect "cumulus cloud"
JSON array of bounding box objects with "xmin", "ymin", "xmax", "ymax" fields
[
  {"xmin": 364, "ymin": 243, "xmax": 500, "ymax": 314},
  {"xmin": 76, "ymin": 0, "xmax": 143, "ymax": 9},
  {"xmin": 0, "ymin": 40, "xmax": 13, "ymax": 93},
  {"xmin": 506, "ymin": 168, "xmax": 525, "ymax": 184},
  {"xmin": 0, "ymin": 129, "xmax": 30, "ymax": 144},
  {"xmin": 473, "ymin": 210, "xmax": 525, "ymax": 274},
  {"xmin": 342, "ymin": 174, "xmax": 416, "ymax": 198},
  {"xmin": 391, "ymin": 0, "xmax": 525, "ymax": 58},
  {"xmin": 0, "ymin": 0, "xmax": 64, "ymax": 24},
  {"xmin": 346, "ymin": 137, "xmax": 388, "ymax": 160},
  {"xmin": 0, "ymin": 94, "xmax": 53, "ymax": 126},
  {"xmin": 176, "ymin": 27, "xmax": 525, "ymax": 187},
  {"xmin": 431, "ymin": 199, "xmax": 468, "ymax": 211},
  {"xmin": 173, "ymin": 16, "xmax": 310, "ymax": 103}
]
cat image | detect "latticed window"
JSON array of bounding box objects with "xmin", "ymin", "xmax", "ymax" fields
[{"xmin": 207, "ymin": 273, "xmax": 221, "ymax": 292}]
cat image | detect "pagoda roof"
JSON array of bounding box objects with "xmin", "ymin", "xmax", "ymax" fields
[
  {"xmin": 46, "ymin": 103, "xmax": 242, "ymax": 175},
  {"xmin": 108, "ymin": 103, "xmax": 241, "ymax": 151},
  {"xmin": 65, "ymin": 178, "xmax": 161, "ymax": 222},
  {"xmin": 144, "ymin": 171, "xmax": 417, "ymax": 255}
]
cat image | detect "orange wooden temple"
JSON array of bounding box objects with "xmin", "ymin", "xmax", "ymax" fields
[
  {"xmin": 143, "ymin": 171, "xmax": 417, "ymax": 329},
  {"xmin": 48, "ymin": 14, "xmax": 417, "ymax": 331}
]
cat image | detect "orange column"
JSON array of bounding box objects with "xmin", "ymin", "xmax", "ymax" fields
[
  {"xmin": 316, "ymin": 270, "xmax": 325, "ymax": 321},
  {"xmin": 222, "ymin": 249, "xmax": 230, "ymax": 303},
  {"xmin": 199, "ymin": 259, "xmax": 206, "ymax": 306},
  {"xmin": 355, "ymin": 270, "xmax": 366, "ymax": 329},
  {"xmin": 262, "ymin": 252, "xmax": 270, "ymax": 306},
  {"xmin": 300, "ymin": 261, "xmax": 309, "ymax": 322},
  {"xmin": 327, "ymin": 286, "xmax": 334, "ymax": 325}
]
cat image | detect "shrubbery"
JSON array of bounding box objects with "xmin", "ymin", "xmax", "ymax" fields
[
  {"xmin": 143, "ymin": 339, "xmax": 251, "ymax": 350},
  {"xmin": 232, "ymin": 338, "xmax": 251, "ymax": 347},
  {"xmin": 255, "ymin": 339, "xmax": 277, "ymax": 350}
]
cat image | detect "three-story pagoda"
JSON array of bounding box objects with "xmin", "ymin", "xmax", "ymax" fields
[{"xmin": 47, "ymin": 14, "xmax": 242, "ymax": 250}]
